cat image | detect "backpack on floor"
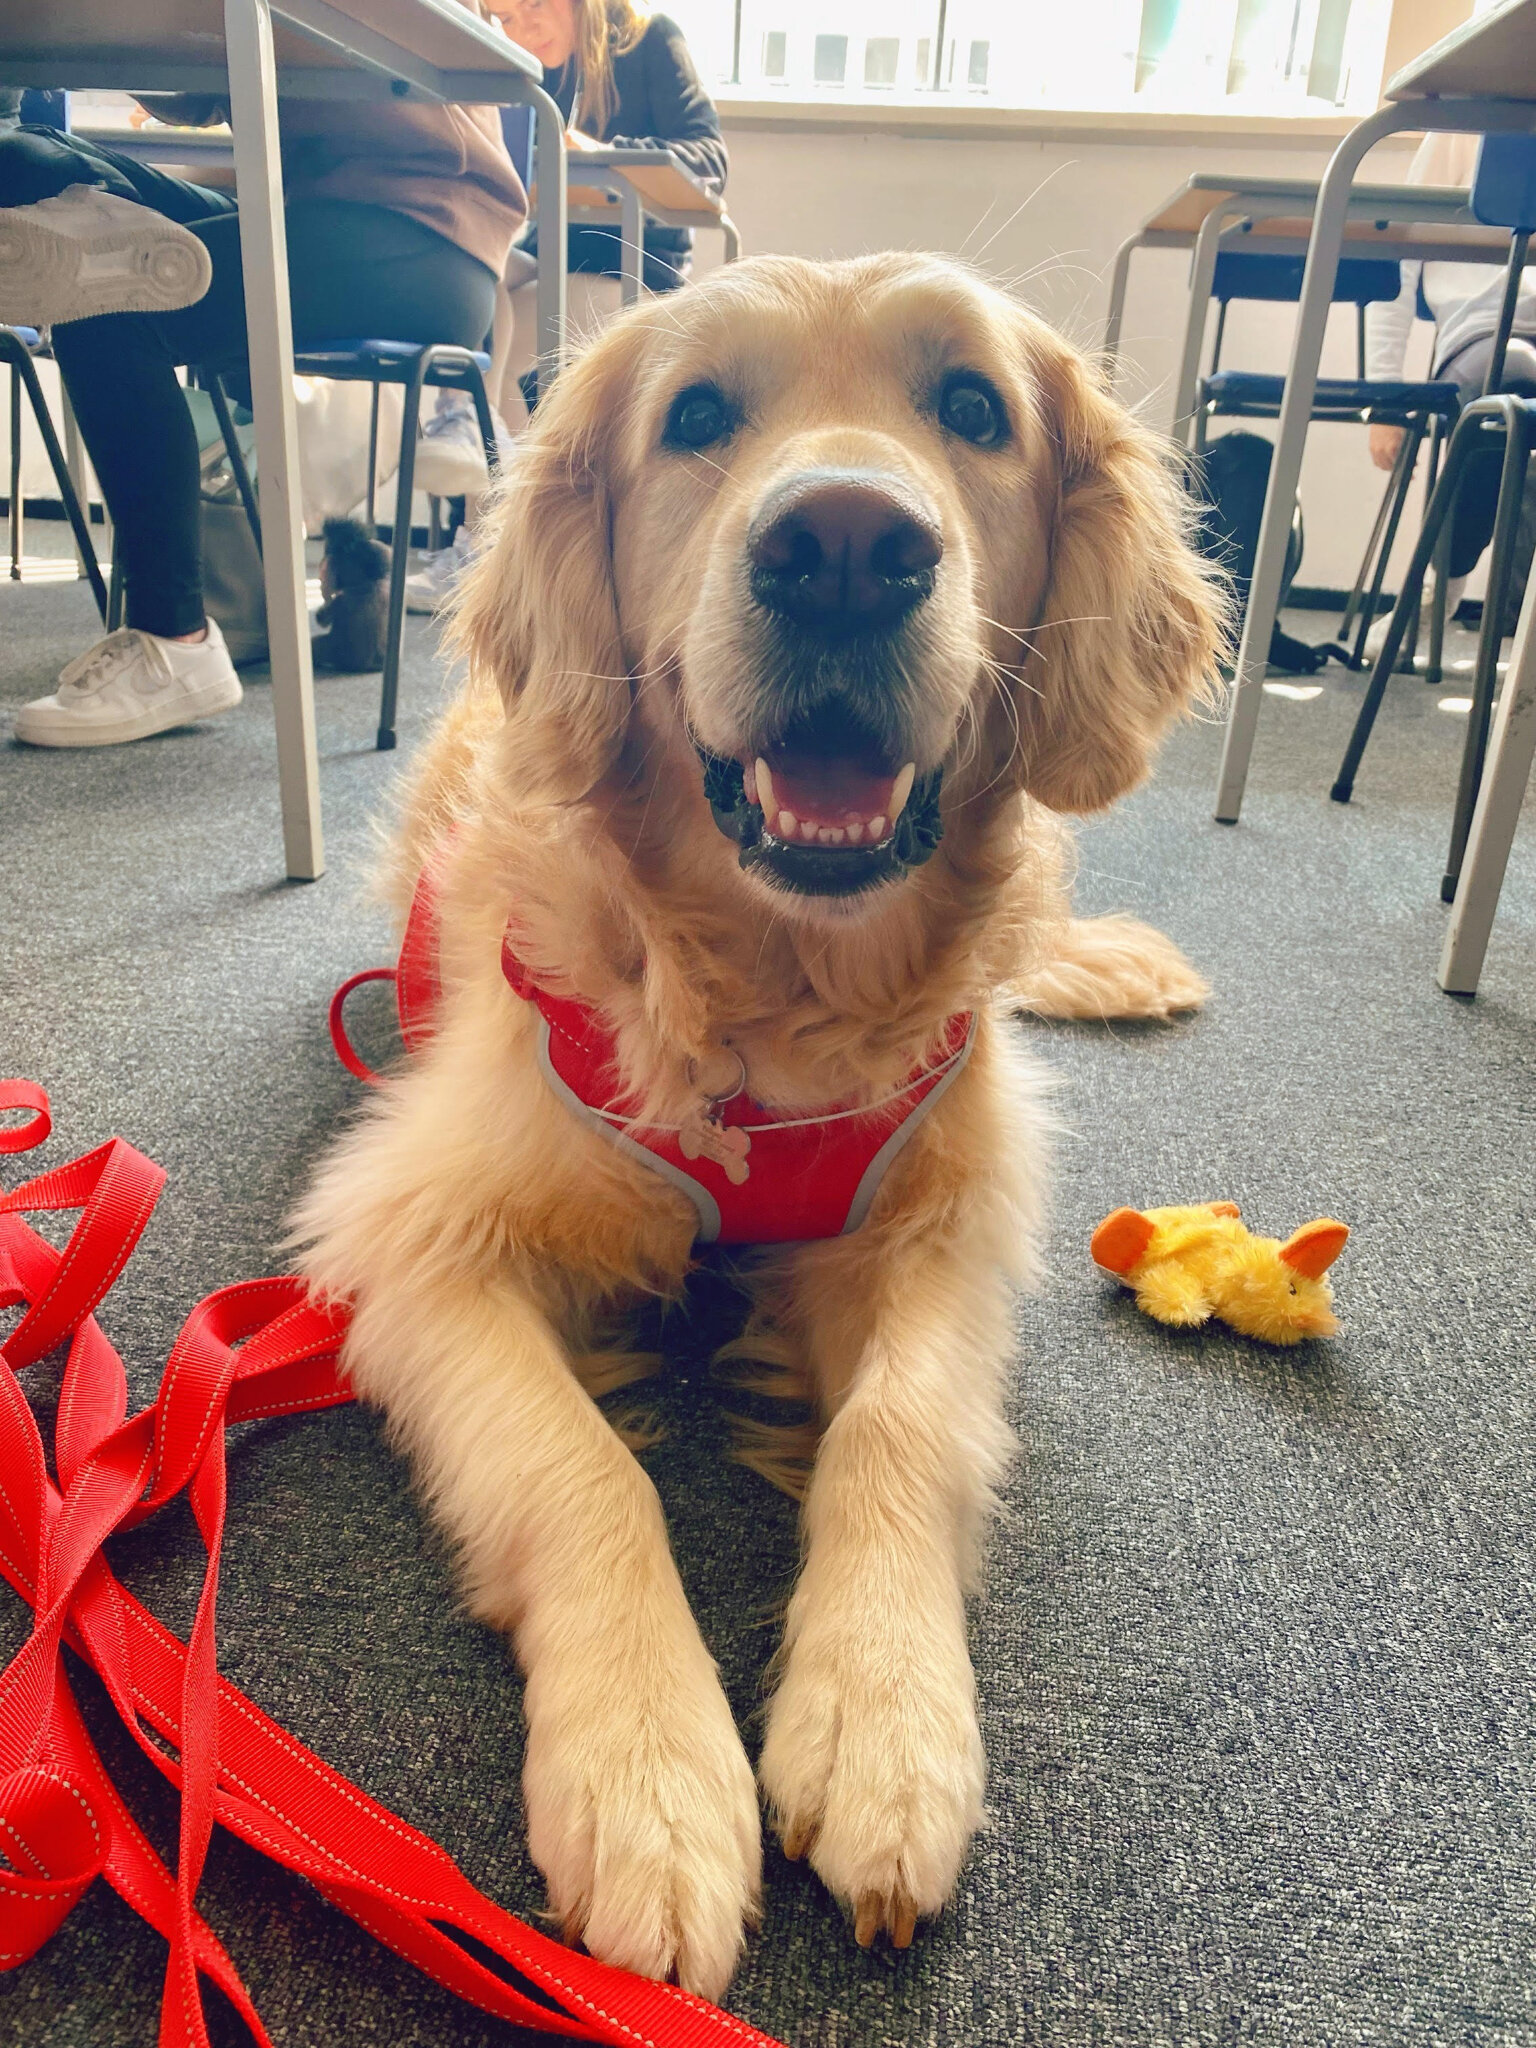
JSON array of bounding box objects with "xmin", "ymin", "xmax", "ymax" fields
[{"xmin": 1189, "ymin": 430, "xmax": 1323, "ymax": 676}]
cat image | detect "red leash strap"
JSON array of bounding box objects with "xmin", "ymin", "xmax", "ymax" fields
[{"xmin": 0, "ymin": 1080, "xmax": 788, "ymax": 2048}]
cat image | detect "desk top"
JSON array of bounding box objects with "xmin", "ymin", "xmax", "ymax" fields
[
  {"xmin": 1141, "ymin": 174, "xmax": 1476, "ymax": 237},
  {"xmin": 570, "ymin": 148, "xmax": 723, "ymax": 222},
  {"xmin": 0, "ymin": 0, "xmax": 539, "ymax": 101},
  {"xmin": 1387, "ymin": 0, "xmax": 1536, "ymax": 102}
]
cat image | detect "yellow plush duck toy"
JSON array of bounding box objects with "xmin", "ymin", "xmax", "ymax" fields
[{"xmin": 1091, "ymin": 1202, "xmax": 1349, "ymax": 1345}]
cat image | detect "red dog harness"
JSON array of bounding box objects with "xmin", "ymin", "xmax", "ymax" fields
[{"xmin": 332, "ymin": 876, "xmax": 976, "ymax": 1247}]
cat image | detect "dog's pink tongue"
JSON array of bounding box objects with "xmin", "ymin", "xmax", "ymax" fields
[{"xmin": 765, "ymin": 757, "xmax": 896, "ymax": 828}]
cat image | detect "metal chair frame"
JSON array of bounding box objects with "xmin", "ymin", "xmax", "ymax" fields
[
  {"xmin": 205, "ymin": 342, "xmax": 499, "ymax": 751},
  {"xmin": 1192, "ymin": 257, "xmax": 1458, "ymax": 675},
  {"xmin": 2, "ymin": 327, "xmax": 107, "ymax": 618},
  {"xmin": 1330, "ymin": 391, "xmax": 1535, "ymax": 903}
]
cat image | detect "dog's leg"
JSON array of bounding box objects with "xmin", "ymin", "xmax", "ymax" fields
[
  {"xmin": 298, "ymin": 1149, "xmax": 760, "ymax": 1996},
  {"xmin": 1015, "ymin": 911, "xmax": 1208, "ymax": 1021},
  {"xmin": 757, "ymin": 1232, "xmax": 1016, "ymax": 1947}
]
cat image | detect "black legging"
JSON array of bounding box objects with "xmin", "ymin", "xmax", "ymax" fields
[{"xmin": 1, "ymin": 127, "xmax": 499, "ymax": 637}]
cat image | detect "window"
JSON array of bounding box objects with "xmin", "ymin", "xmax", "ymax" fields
[
  {"xmin": 662, "ymin": 0, "xmax": 1396, "ymax": 113},
  {"xmin": 865, "ymin": 36, "xmax": 901, "ymax": 85},
  {"xmin": 814, "ymin": 33, "xmax": 849, "ymax": 81}
]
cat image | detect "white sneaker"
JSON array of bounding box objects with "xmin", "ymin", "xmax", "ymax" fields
[
  {"xmin": 404, "ymin": 526, "xmax": 475, "ymax": 615},
  {"xmin": 0, "ymin": 185, "xmax": 212, "ymax": 327},
  {"xmin": 412, "ymin": 395, "xmax": 515, "ymax": 498},
  {"xmin": 14, "ymin": 619, "xmax": 242, "ymax": 748}
]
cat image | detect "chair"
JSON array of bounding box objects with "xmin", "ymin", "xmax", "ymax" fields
[
  {"xmin": 2, "ymin": 325, "xmax": 107, "ymax": 618},
  {"xmin": 1331, "ymin": 132, "xmax": 1536, "ymax": 907},
  {"xmin": 1191, "ymin": 250, "xmax": 1462, "ymax": 673},
  {"xmin": 204, "ymin": 339, "xmax": 500, "ymax": 752}
]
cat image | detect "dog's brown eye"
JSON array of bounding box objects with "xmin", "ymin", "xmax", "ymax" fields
[
  {"xmin": 663, "ymin": 383, "xmax": 735, "ymax": 452},
  {"xmin": 937, "ymin": 373, "xmax": 1007, "ymax": 447}
]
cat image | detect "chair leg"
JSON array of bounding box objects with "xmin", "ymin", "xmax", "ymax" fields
[
  {"xmin": 1331, "ymin": 406, "xmax": 1485, "ymax": 803},
  {"xmin": 1426, "ymin": 511, "xmax": 1451, "ymax": 686},
  {"xmin": 1441, "ymin": 400, "xmax": 1533, "ymax": 902},
  {"xmin": 1339, "ymin": 423, "xmax": 1415, "ymax": 649},
  {"xmin": 9, "ymin": 362, "xmax": 22, "ymax": 581},
  {"xmin": 208, "ymin": 374, "xmax": 262, "ymax": 557},
  {"xmin": 107, "ymin": 532, "xmax": 124, "ymax": 631},
  {"xmin": 366, "ymin": 381, "xmax": 381, "ymax": 537},
  {"xmin": 1345, "ymin": 417, "xmax": 1426, "ymax": 670},
  {"xmin": 6, "ymin": 340, "xmax": 108, "ymax": 617},
  {"xmin": 462, "ymin": 363, "xmax": 500, "ymax": 483},
  {"xmin": 1403, "ymin": 417, "xmax": 1445, "ymax": 674},
  {"xmin": 60, "ymin": 387, "xmax": 95, "ymax": 589},
  {"xmin": 377, "ymin": 363, "xmax": 429, "ymax": 751}
]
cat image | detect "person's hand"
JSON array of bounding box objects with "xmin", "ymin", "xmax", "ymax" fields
[
  {"xmin": 564, "ymin": 127, "xmax": 602, "ymax": 153},
  {"xmin": 1369, "ymin": 423, "xmax": 1407, "ymax": 472}
]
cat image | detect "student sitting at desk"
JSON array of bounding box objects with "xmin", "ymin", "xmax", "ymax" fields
[
  {"xmin": 0, "ymin": 69, "xmax": 525, "ymax": 749},
  {"xmin": 1366, "ymin": 131, "xmax": 1536, "ymax": 656},
  {"xmin": 411, "ymin": 0, "xmax": 725, "ymax": 526}
]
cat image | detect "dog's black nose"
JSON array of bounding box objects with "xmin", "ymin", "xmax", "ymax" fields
[{"xmin": 747, "ymin": 469, "xmax": 943, "ymax": 636}]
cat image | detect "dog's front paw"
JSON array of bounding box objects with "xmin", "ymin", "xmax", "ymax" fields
[
  {"xmin": 759, "ymin": 1608, "xmax": 984, "ymax": 1948},
  {"xmin": 523, "ymin": 1658, "xmax": 762, "ymax": 1998}
]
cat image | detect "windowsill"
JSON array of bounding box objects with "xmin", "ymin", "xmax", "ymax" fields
[{"xmin": 714, "ymin": 94, "xmax": 1383, "ymax": 148}]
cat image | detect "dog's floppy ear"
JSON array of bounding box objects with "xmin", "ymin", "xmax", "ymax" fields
[
  {"xmin": 1012, "ymin": 331, "xmax": 1227, "ymax": 814},
  {"xmin": 450, "ymin": 338, "xmax": 635, "ymax": 803}
]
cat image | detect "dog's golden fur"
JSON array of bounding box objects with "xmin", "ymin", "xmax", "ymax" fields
[{"xmin": 293, "ymin": 253, "xmax": 1224, "ymax": 1997}]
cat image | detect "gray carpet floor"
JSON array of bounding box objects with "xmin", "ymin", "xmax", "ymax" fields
[{"xmin": 1, "ymin": 562, "xmax": 1533, "ymax": 2048}]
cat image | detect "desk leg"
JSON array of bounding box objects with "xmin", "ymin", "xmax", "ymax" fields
[
  {"xmin": 225, "ymin": 0, "xmax": 323, "ymax": 881},
  {"xmin": 1102, "ymin": 231, "xmax": 1140, "ymax": 378},
  {"xmin": 1438, "ymin": 558, "xmax": 1536, "ymax": 995},
  {"xmin": 1171, "ymin": 205, "xmax": 1235, "ymax": 447},
  {"xmin": 529, "ymin": 82, "xmax": 568, "ymax": 396},
  {"xmin": 1212, "ymin": 112, "xmax": 1399, "ymax": 824},
  {"xmin": 619, "ymin": 184, "xmax": 643, "ymax": 307}
]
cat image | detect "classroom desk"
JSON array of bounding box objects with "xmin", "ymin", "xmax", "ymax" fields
[
  {"xmin": 566, "ymin": 146, "xmax": 741, "ymax": 304},
  {"xmin": 1209, "ymin": 0, "xmax": 1536, "ymax": 994},
  {"xmin": 1103, "ymin": 173, "xmax": 1509, "ymax": 443},
  {"xmin": 1, "ymin": 0, "xmax": 565, "ymax": 884}
]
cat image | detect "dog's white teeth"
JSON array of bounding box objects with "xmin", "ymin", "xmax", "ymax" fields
[
  {"xmin": 867, "ymin": 814, "xmax": 887, "ymax": 842},
  {"xmin": 800, "ymin": 819, "xmax": 819, "ymax": 843},
  {"xmin": 889, "ymin": 763, "xmax": 916, "ymax": 822},
  {"xmin": 845, "ymin": 820, "xmax": 864, "ymax": 845},
  {"xmin": 754, "ymin": 758, "xmax": 775, "ymax": 816},
  {"xmin": 818, "ymin": 827, "xmax": 844, "ymax": 846},
  {"xmin": 776, "ymin": 808, "xmax": 798, "ymax": 838}
]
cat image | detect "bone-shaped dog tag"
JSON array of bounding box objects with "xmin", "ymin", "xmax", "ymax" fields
[
  {"xmin": 678, "ymin": 1109, "xmax": 751, "ymax": 1185},
  {"xmin": 680, "ymin": 1048, "xmax": 751, "ymax": 1184}
]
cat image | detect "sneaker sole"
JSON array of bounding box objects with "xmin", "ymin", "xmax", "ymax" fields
[
  {"xmin": 0, "ymin": 212, "xmax": 212, "ymax": 327},
  {"xmin": 14, "ymin": 674, "xmax": 242, "ymax": 748}
]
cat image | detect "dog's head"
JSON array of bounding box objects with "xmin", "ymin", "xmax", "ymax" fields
[{"xmin": 455, "ymin": 254, "xmax": 1223, "ymax": 919}]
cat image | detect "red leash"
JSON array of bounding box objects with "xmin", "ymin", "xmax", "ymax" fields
[{"xmin": 0, "ymin": 1078, "xmax": 787, "ymax": 2048}]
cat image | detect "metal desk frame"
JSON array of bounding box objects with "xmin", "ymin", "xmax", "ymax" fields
[
  {"xmin": 3, "ymin": 0, "xmax": 568, "ymax": 882},
  {"xmin": 566, "ymin": 146, "xmax": 741, "ymax": 305},
  {"xmin": 1206, "ymin": 32, "xmax": 1536, "ymax": 995},
  {"xmin": 1103, "ymin": 173, "xmax": 1504, "ymax": 444}
]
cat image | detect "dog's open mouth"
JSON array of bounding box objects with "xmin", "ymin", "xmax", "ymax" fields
[{"xmin": 698, "ymin": 706, "xmax": 944, "ymax": 898}]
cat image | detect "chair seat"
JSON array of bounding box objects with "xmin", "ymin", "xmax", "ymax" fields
[
  {"xmin": 289, "ymin": 339, "xmax": 491, "ymax": 385},
  {"xmin": 1202, "ymin": 371, "xmax": 1461, "ymax": 421},
  {"xmin": 0, "ymin": 326, "xmax": 43, "ymax": 351}
]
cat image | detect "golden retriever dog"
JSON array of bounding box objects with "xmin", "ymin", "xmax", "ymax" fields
[{"xmin": 294, "ymin": 252, "xmax": 1223, "ymax": 1999}]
